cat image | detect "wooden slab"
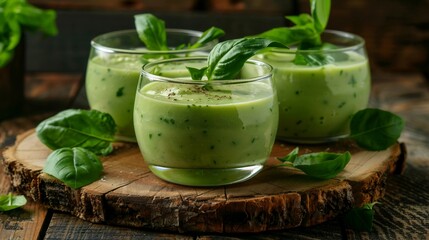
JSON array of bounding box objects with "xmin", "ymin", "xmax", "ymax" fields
[{"xmin": 1, "ymin": 129, "xmax": 405, "ymax": 233}]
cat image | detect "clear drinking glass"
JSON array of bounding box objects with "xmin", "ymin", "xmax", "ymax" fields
[
  {"xmin": 85, "ymin": 29, "xmax": 217, "ymax": 142},
  {"xmin": 255, "ymin": 30, "xmax": 371, "ymax": 143},
  {"xmin": 134, "ymin": 57, "xmax": 278, "ymax": 186}
]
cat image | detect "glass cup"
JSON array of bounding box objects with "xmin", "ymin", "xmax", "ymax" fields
[
  {"xmin": 134, "ymin": 57, "xmax": 278, "ymax": 186},
  {"xmin": 85, "ymin": 29, "xmax": 217, "ymax": 142},
  {"xmin": 255, "ymin": 30, "xmax": 371, "ymax": 144}
]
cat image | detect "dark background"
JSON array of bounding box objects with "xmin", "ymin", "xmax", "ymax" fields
[{"xmin": 25, "ymin": 0, "xmax": 429, "ymax": 78}]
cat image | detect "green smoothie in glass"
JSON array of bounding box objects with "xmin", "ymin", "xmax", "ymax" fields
[
  {"xmin": 134, "ymin": 57, "xmax": 278, "ymax": 186},
  {"xmin": 85, "ymin": 28, "xmax": 218, "ymax": 142},
  {"xmin": 255, "ymin": 30, "xmax": 371, "ymax": 143}
]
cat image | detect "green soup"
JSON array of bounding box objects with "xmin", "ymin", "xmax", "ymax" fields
[
  {"xmin": 134, "ymin": 81, "xmax": 278, "ymax": 170},
  {"xmin": 257, "ymin": 51, "xmax": 371, "ymax": 143},
  {"xmin": 86, "ymin": 54, "xmax": 142, "ymax": 141}
]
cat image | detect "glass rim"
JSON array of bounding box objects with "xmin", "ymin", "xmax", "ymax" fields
[
  {"xmin": 141, "ymin": 56, "xmax": 273, "ymax": 85},
  {"xmin": 269, "ymin": 29, "xmax": 366, "ymax": 54},
  {"xmin": 91, "ymin": 29, "xmax": 217, "ymax": 54}
]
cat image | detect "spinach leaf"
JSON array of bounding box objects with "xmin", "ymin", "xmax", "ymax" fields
[
  {"xmin": 278, "ymin": 147, "xmax": 351, "ymax": 179},
  {"xmin": 43, "ymin": 147, "xmax": 103, "ymax": 189},
  {"xmin": 0, "ymin": 193, "xmax": 27, "ymax": 211},
  {"xmin": 350, "ymin": 108, "xmax": 404, "ymax": 151},
  {"xmin": 134, "ymin": 13, "xmax": 168, "ymax": 51},
  {"xmin": 205, "ymin": 38, "xmax": 285, "ymax": 80},
  {"xmin": 36, "ymin": 109, "xmax": 116, "ymax": 155},
  {"xmin": 189, "ymin": 27, "xmax": 225, "ymax": 49},
  {"xmin": 343, "ymin": 202, "xmax": 380, "ymax": 231},
  {"xmin": 0, "ymin": 0, "xmax": 57, "ymax": 67}
]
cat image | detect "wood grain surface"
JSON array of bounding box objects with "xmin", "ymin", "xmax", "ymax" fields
[
  {"xmin": 2, "ymin": 128, "xmax": 404, "ymax": 233},
  {"xmin": 0, "ymin": 73, "xmax": 428, "ymax": 239}
]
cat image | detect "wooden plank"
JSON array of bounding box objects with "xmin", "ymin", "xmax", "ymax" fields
[
  {"xmin": 0, "ymin": 110, "xmax": 50, "ymax": 240},
  {"xmin": 0, "ymin": 156, "xmax": 50, "ymax": 240},
  {"xmin": 1, "ymin": 72, "xmax": 428, "ymax": 238},
  {"xmin": 344, "ymin": 166, "xmax": 429, "ymax": 240},
  {"xmin": 44, "ymin": 211, "xmax": 193, "ymax": 240},
  {"xmin": 2, "ymin": 129, "xmax": 404, "ymax": 233},
  {"xmin": 370, "ymin": 73, "xmax": 429, "ymax": 169}
]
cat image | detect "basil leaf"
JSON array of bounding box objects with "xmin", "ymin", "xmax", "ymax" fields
[
  {"xmin": 278, "ymin": 147, "xmax": 351, "ymax": 179},
  {"xmin": 277, "ymin": 147, "xmax": 299, "ymax": 164},
  {"xmin": 187, "ymin": 66, "xmax": 207, "ymax": 80},
  {"xmin": 343, "ymin": 202, "xmax": 380, "ymax": 231},
  {"xmin": 0, "ymin": 0, "xmax": 57, "ymax": 67},
  {"xmin": 36, "ymin": 109, "xmax": 116, "ymax": 155},
  {"xmin": 286, "ymin": 13, "xmax": 314, "ymax": 26},
  {"xmin": 350, "ymin": 108, "xmax": 404, "ymax": 151},
  {"xmin": 293, "ymin": 43, "xmax": 341, "ymax": 66},
  {"xmin": 252, "ymin": 0, "xmax": 332, "ymax": 66},
  {"xmin": 43, "ymin": 147, "xmax": 103, "ymax": 189},
  {"xmin": 311, "ymin": 0, "xmax": 331, "ymax": 34},
  {"xmin": 134, "ymin": 13, "xmax": 168, "ymax": 50},
  {"xmin": 10, "ymin": 2, "xmax": 58, "ymax": 36},
  {"xmin": 206, "ymin": 38, "xmax": 285, "ymax": 80},
  {"xmin": 0, "ymin": 193, "xmax": 27, "ymax": 211},
  {"xmin": 190, "ymin": 26, "xmax": 224, "ymax": 49},
  {"xmin": 255, "ymin": 14, "xmax": 319, "ymax": 47}
]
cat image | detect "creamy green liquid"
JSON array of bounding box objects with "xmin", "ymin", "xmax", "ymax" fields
[
  {"xmin": 86, "ymin": 51, "xmax": 209, "ymax": 142},
  {"xmin": 134, "ymin": 81, "xmax": 278, "ymax": 170},
  {"xmin": 86, "ymin": 54, "xmax": 143, "ymax": 141},
  {"xmin": 257, "ymin": 51, "xmax": 371, "ymax": 143}
]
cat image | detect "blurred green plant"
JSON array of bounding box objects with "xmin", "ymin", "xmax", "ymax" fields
[{"xmin": 0, "ymin": 0, "xmax": 58, "ymax": 67}]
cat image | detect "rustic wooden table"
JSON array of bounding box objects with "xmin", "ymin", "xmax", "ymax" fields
[{"xmin": 0, "ymin": 71, "xmax": 428, "ymax": 239}]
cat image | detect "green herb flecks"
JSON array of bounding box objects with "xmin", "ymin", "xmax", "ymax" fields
[
  {"xmin": 278, "ymin": 147, "xmax": 351, "ymax": 179},
  {"xmin": 0, "ymin": 193, "xmax": 27, "ymax": 211},
  {"xmin": 43, "ymin": 147, "xmax": 103, "ymax": 189},
  {"xmin": 0, "ymin": 0, "xmax": 58, "ymax": 67}
]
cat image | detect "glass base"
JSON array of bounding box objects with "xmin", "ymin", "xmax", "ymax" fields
[
  {"xmin": 276, "ymin": 134, "xmax": 349, "ymax": 144},
  {"xmin": 148, "ymin": 164, "xmax": 264, "ymax": 187}
]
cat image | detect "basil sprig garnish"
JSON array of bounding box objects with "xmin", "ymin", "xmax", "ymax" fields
[
  {"xmin": 253, "ymin": 0, "xmax": 334, "ymax": 66},
  {"xmin": 0, "ymin": 193, "xmax": 27, "ymax": 211},
  {"xmin": 350, "ymin": 108, "xmax": 404, "ymax": 151},
  {"xmin": 278, "ymin": 147, "xmax": 351, "ymax": 179},
  {"xmin": 43, "ymin": 147, "xmax": 103, "ymax": 189},
  {"xmin": 36, "ymin": 109, "xmax": 116, "ymax": 156},
  {"xmin": 134, "ymin": 13, "xmax": 168, "ymax": 51},
  {"xmin": 188, "ymin": 38, "xmax": 285, "ymax": 80},
  {"xmin": 134, "ymin": 13, "xmax": 224, "ymax": 51}
]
